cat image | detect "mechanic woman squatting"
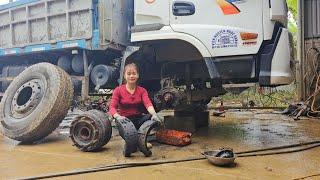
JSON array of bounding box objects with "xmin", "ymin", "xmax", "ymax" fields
[{"xmin": 108, "ymin": 63, "xmax": 163, "ymax": 157}]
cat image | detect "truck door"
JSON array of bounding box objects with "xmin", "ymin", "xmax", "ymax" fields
[
  {"xmin": 169, "ymin": 0, "xmax": 264, "ymax": 57},
  {"xmin": 134, "ymin": 0, "xmax": 170, "ymax": 26}
]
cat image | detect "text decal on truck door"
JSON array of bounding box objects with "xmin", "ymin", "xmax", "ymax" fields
[{"xmin": 216, "ymin": 0, "xmax": 242, "ymax": 15}]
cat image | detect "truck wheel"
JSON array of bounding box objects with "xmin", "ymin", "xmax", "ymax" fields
[
  {"xmin": 70, "ymin": 110, "xmax": 112, "ymax": 152},
  {"xmin": 71, "ymin": 54, "xmax": 84, "ymax": 74},
  {"xmin": 1, "ymin": 65, "xmax": 28, "ymax": 92},
  {"xmin": 0, "ymin": 63, "xmax": 74, "ymax": 143},
  {"xmin": 57, "ymin": 56, "xmax": 72, "ymax": 73},
  {"xmin": 90, "ymin": 110, "xmax": 112, "ymax": 146}
]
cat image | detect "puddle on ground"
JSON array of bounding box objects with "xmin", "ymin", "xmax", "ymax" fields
[
  {"xmin": 1, "ymin": 110, "xmax": 320, "ymax": 179},
  {"xmin": 196, "ymin": 111, "xmax": 319, "ymax": 148}
]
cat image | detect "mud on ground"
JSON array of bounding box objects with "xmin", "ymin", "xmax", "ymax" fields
[{"xmin": 1, "ymin": 110, "xmax": 320, "ymax": 179}]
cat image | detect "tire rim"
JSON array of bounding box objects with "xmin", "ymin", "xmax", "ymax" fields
[
  {"xmin": 11, "ymin": 79, "xmax": 44, "ymax": 120},
  {"xmin": 72, "ymin": 118, "xmax": 98, "ymax": 147},
  {"xmin": 79, "ymin": 127, "xmax": 92, "ymax": 140}
]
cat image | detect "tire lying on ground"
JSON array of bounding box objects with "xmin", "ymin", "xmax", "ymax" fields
[
  {"xmin": 0, "ymin": 63, "xmax": 74, "ymax": 143},
  {"xmin": 70, "ymin": 110, "xmax": 112, "ymax": 152}
]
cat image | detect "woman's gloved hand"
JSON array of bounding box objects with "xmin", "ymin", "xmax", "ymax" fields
[
  {"xmin": 115, "ymin": 115, "xmax": 128, "ymax": 122},
  {"xmin": 151, "ymin": 113, "xmax": 164, "ymax": 124}
]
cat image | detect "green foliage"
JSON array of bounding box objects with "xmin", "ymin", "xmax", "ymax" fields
[
  {"xmin": 287, "ymin": 0, "xmax": 298, "ymax": 20},
  {"xmin": 288, "ymin": 21, "xmax": 297, "ymax": 34},
  {"xmin": 212, "ymin": 87, "xmax": 297, "ymax": 108},
  {"xmin": 286, "ymin": 0, "xmax": 298, "ymax": 59}
]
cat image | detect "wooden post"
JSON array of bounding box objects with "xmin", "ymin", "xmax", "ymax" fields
[
  {"xmin": 81, "ymin": 50, "xmax": 89, "ymax": 102},
  {"xmin": 297, "ymin": 0, "xmax": 305, "ymax": 101}
]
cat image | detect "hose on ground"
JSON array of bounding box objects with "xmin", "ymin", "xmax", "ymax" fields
[
  {"xmin": 19, "ymin": 140, "xmax": 320, "ymax": 180},
  {"xmin": 236, "ymin": 140, "xmax": 320, "ymax": 154},
  {"xmin": 237, "ymin": 143, "xmax": 320, "ymax": 157},
  {"xmin": 294, "ymin": 173, "xmax": 320, "ymax": 180}
]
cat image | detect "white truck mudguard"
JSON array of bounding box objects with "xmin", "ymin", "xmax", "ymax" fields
[
  {"xmin": 270, "ymin": 28, "xmax": 292, "ymax": 85},
  {"xmin": 131, "ymin": 26, "xmax": 212, "ymax": 58},
  {"xmin": 259, "ymin": 27, "xmax": 293, "ymax": 86}
]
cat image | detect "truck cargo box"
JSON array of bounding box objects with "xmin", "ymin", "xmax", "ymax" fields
[{"xmin": 0, "ymin": 0, "xmax": 132, "ymax": 56}]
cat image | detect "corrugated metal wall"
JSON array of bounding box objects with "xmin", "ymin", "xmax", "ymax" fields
[
  {"xmin": 299, "ymin": 0, "xmax": 320, "ymax": 103},
  {"xmin": 305, "ymin": 0, "xmax": 320, "ymax": 38}
]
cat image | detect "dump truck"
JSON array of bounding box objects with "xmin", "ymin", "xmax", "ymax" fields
[{"xmin": 0, "ymin": 0, "xmax": 293, "ymax": 142}]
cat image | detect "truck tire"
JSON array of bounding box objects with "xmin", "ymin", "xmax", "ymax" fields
[
  {"xmin": 71, "ymin": 55, "xmax": 84, "ymax": 74},
  {"xmin": 70, "ymin": 110, "xmax": 112, "ymax": 152},
  {"xmin": 90, "ymin": 110, "xmax": 112, "ymax": 146},
  {"xmin": 0, "ymin": 63, "xmax": 73, "ymax": 143},
  {"xmin": 90, "ymin": 65, "xmax": 117, "ymax": 90},
  {"xmin": 1, "ymin": 65, "xmax": 28, "ymax": 92},
  {"xmin": 57, "ymin": 56, "xmax": 72, "ymax": 73}
]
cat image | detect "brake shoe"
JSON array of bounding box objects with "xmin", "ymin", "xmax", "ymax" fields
[
  {"xmin": 116, "ymin": 118, "xmax": 138, "ymax": 157},
  {"xmin": 138, "ymin": 120, "xmax": 161, "ymax": 157}
]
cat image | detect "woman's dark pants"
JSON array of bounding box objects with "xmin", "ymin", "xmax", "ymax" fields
[{"xmin": 129, "ymin": 114, "xmax": 152, "ymax": 130}]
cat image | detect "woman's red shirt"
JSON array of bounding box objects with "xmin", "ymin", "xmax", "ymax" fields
[{"xmin": 109, "ymin": 85, "xmax": 153, "ymax": 118}]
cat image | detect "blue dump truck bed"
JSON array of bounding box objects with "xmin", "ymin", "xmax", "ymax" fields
[
  {"xmin": 0, "ymin": 0, "xmax": 40, "ymax": 11},
  {"xmin": 0, "ymin": 0, "xmax": 131, "ymax": 56},
  {"xmin": 0, "ymin": 0, "xmax": 100, "ymax": 56}
]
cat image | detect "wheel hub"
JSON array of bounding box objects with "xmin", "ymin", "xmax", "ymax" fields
[
  {"xmin": 73, "ymin": 119, "xmax": 97, "ymax": 145},
  {"xmin": 11, "ymin": 80, "xmax": 44, "ymax": 119},
  {"xmin": 79, "ymin": 126, "xmax": 92, "ymax": 140}
]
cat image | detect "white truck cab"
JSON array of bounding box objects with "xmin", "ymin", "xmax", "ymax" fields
[{"xmin": 131, "ymin": 0, "xmax": 292, "ymax": 88}]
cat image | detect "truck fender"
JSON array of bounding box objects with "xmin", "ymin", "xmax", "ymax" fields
[
  {"xmin": 131, "ymin": 27, "xmax": 212, "ymax": 58},
  {"xmin": 259, "ymin": 27, "xmax": 293, "ymax": 86}
]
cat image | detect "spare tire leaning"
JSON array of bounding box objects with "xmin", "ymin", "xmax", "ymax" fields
[{"xmin": 0, "ymin": 63, "xmax": 74, "ymax": 143}]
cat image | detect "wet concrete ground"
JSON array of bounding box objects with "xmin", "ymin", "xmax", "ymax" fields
[{"xmin": 1, "ymin": 110, "xmax": 320, "ymax": 179}]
